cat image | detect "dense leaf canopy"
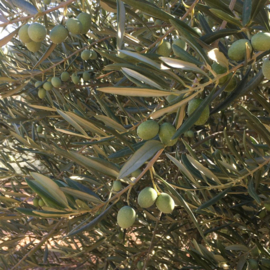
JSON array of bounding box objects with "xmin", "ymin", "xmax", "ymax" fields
[{"xmin": 0, "ymin": 0, "xmax": 270, "ymax": 269}]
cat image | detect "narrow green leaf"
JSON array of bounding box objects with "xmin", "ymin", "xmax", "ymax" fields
[
  {"xmin": 200, "ymin": 29, "xmax": 240, "ymax": 44},
  {"xmin": 198, "ymin": 13, "xmax": 212, "ymax": 34},
  {"xmin": 33, "ymin": 43, "xmax": 57, "ymax": 68},
  {"xmin": 166, "ymin": 153, "xmax": 199, "ymax": 187},
  {"xmin": 211, "ymin": 68, "xmax": 252, "ymax": 115},
  {"xmin": 57, "ymin": 110, "xmax": 88, "ymax": 137},
  {"xmin": 16, "ymin": 208, "xmax": 41, "ymax": 216},
  {"xmin": 122, "ymin": 67, "xmax": 163, "ymax": 90},
  {"xmin": 160, "ymin": 57, "xmax": 209, "ymax": 78},
  {"xmin": 0, "ymin": 28, "xmax": 19, "ymax": 47},
  {"xmin": 172, "ymin": 44, "xmax": 203, "ymax": 66},
  {"xmin": 68, "ymin": 204, "xmax": 114, "ymax": 236},
  {"xmin": 119, "ymin": 50, "xmax": 160, "ymax": 69},
  {"xmin": 240, "ymin": 106, "xmax": 270, "ymax": 146},
  {"xmin": 186, "ymin": 155, "xmax": 222, "ymax": 184},
  {"xmin": 32, "ymin": 210, "xmax": 74, "ymax": 218},
  {"xmin": 203, "ymin": 0, "xmax": 234, "ymax": 15},
  {"xmin": 25, "ymin": 179, "xmax": 65, "ymax": 209},
  {"xmin": 196, "ymin": 188, "xmax": 230, "ymax": 212},
  {"xmin": 170, "ymin": 19, "xmax": 210, "ymax": 65},
  {"xmin": 95, "ymin": 115, "xmax": 126, "ymax": 132},
  {"xmin": 108, "ymin": 141, "xmax": 145, "ymax": 159},
  {"xmin": 30, "ymin": 172, "xmax": 70, "ymax": 208},
  {"xmin": 209, "ymin": 9, "xmax": 242, "ymax": 27},
  {"xmin": 248, "ymin": 179, "xmax": 261, "ymax": 204},
  {"xmin": 65, "ymin": 112, "xmax": 107, "ymax": 136},
  {"xmin": 60, "ymin": 187, "xmax": 102, "ymax": 204},
  {"xmin": 97, "ymin": 87, "xmax": 174, "ymax": 97},
  {"xmin": 117, "ymin": 0, "xmax": 125, "ymax": 50},
  {"xmin": 242, "ymin": 0, "xmax": 252, "ymax": 26},
  {"xmin": 225, "ymin": 245, "xmax": 249, "ymax": 252},
  {"xmin": 69, "ymin": 151, "xmax": 119, "ymax": 178},
  {"xmin": 250, "ymin": 0, "xmax": 268, "ymax": 22},
  {"xmin": 118, "ymin": 140, "xmax": 163, "ymax": 179}
]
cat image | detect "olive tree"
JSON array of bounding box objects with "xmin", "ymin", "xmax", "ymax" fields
[{"xmin": 0, "ymin": 0, "xmax": 270, "ymax": 269}]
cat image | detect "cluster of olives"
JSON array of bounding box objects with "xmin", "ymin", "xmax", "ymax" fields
[
  {"xmin": 117, "ymin": 187, "xmax": 175, "ymax": 229},
  {"xmin": 156, "ymin": 38, "xmax": 187, "ymax": 57},
  {"xmin": 33, "ymin": 197, "xmax": 45, "ymax": 207},
  {"xmin": 137, "ymin": 120, "xmax": 178, "ymax": 146},
  {"xmin": 136, "ymin": 99, "xmax": 209, "ymax": 143},
  {"xmin": 36, "ymin": 70, "xmax": 92, "ymax": 98},
  {"xmin": 18, "ymin": 13, "xmax": 91, "ymax": 52},
  {"xmin": 227, "ymin": 32, "xmax": 270, "ymax": 80},
  {"xmin": 18, "ymin": 23, "xmax": 47, "ymax": 52}
]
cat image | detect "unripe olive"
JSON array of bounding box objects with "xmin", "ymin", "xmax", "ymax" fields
[
  {"xmin": 138, "ymin": 187, "xmax": 157, "ymax": 208},
  {"xmin": 130, "ymin": 169, "xmax": 142, "ymax": 178},
  {"xmin": 33, "ymin": 198, "xmax": 39, "ymax": 207},
  {"xmin": 71, "ymin": 73, "xmax": 80, "ymax": 84},
  {"xmin": 38, "ymin": 199, "xmax": 45, "ymax": 207},
  {"xmin": 251, "ymin": 32, "xmax": 270, "ymax": 51},
  {"xmin": 35, "ymin": 81, "xmax": 43, "ymax": 88},
  {"xmin": 137, "ymin": 120, "xmax": 159, "ymax": 140},
  {"xmin": 228, "ymin": 39, "xmax": 252, "ymax": 61},
  {"xmin": 166, "ymin": 94, "xmax": 178, "ymax": 104},
  {"xmin": 137, "ymin": 261, "xmax": 144, "ymax": 270},
  {"xmin": 18, "ymin": 24, "xmax": 31, "ymax": 43},
  {"xmin": 184, "ymin": 130, "xmax": 194, "ymax": 138},
  {"xmin": 113, "ymin": 180, "xmax": 123, "ymax": 192},
  {"xmin": 50, "ymin": 25, "xmax": 68, "ymax": 44},
  {"xmin": 25, "ymin": 41, "xmax": 41, "ymax": 52},
  {"xmin": 51, "ymin": 77, "xmax": 62, "ymax": 88},
  {"xmin": 156, "ymin": 41, "xmax": 172, "ymax": 57},
  {"xmin": 211, "ymin": 62, "xmax": 228, "ymax": 85},
  {"xmin": 154, "ymin": 19, "xmax": 162, "ymax": 26},
  {"xmin": 38, "ymin": 88, "xmax": 46, "ymax": 99},
  {"xmin": 83, "ymin": 71, "xmax": 91, "ymax": 81},
  {"xmin": 37, "ymin": 125, "xmax": 43, "ymax": 133},
  {"xmin": 172, "ymin": 38, "xmax": 187, "ymax": 50},
  {"xmin": 65, "ymin": 18, "xmax": 82, "ymax": 35},
  {"xmin": 187, "ymin": 98, "xmax": 210, "ymax": 126},
  {"xmin": 224, "ymin": 76, "xmax": 237, "ymax": 92},
  {"xmin": 28, "ymin": 23, "xmax": 46, "ymax": 43},
  {"xmin": 158, "ymin": 122, "xmax": 178, "ymax": 146},
  {"xmin": 193, "ymin": 27, "xmax": 202, "ymax": 36},
  {"xmin": 43, "ymin": 81, "xmax": 52, "ymax": 91},
  {"xmin": 89, "ymin": 50, "xmax": 98, "ymax": 60},
  {"xmin": 156, "ymin": 193, "xmax": 175, "ymax": 213},
  {"xmin": 77, "ymin": 12, "xmax": 92, "ymax": 34},
  {"xmin": 117, "ymin": 206, "xmax": 136, "ymax": 229},
  {"xmin": 61, "ymin": 71, "xmax": 70, "ymax": 82},
  {"xmin": 81, "ymin": 50, "xmax": 91, "ymax": 60},
  {"xmin": 262, "ymin": 59, "xmax": 270, "ymax": 80}
]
